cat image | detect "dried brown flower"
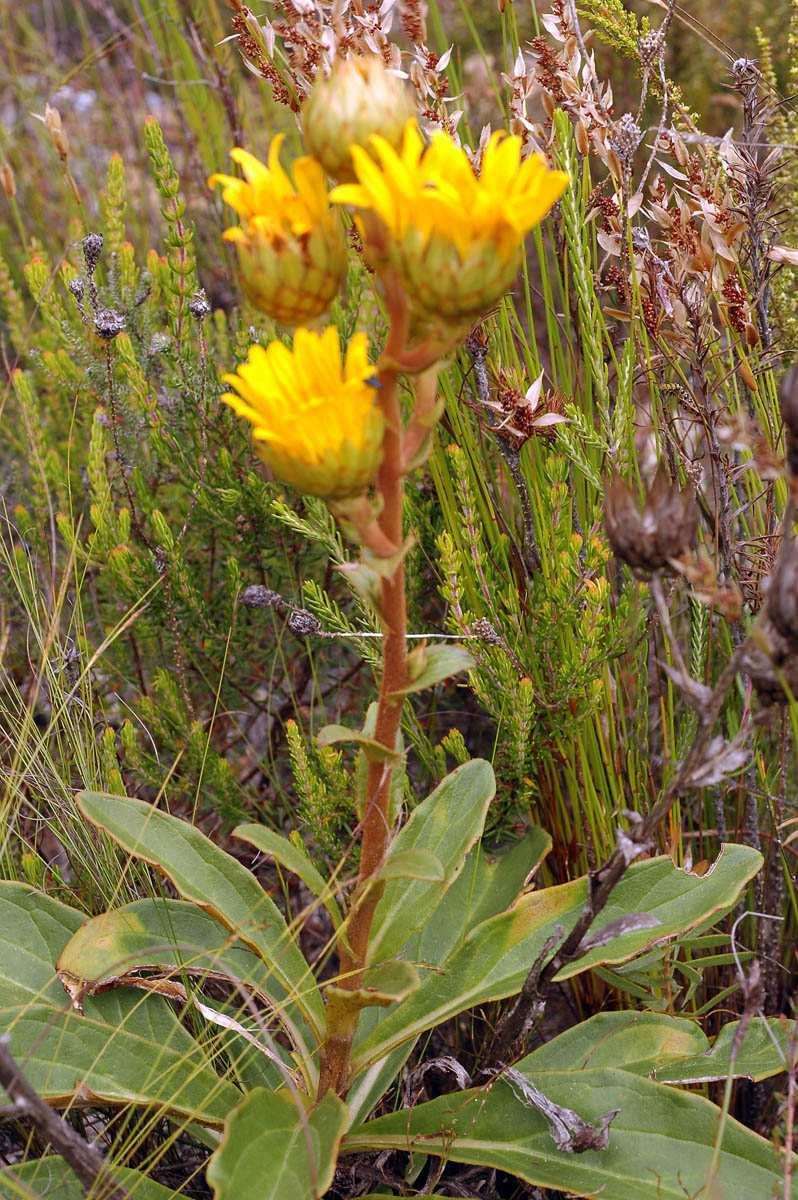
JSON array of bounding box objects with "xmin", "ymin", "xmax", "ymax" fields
[
  {"xmin": 765, "ymin": 536, "xmax": 798, "ymax": 648},
  {"xmin": 741, "ymin": 619, "xmax": 798, "ymax": 707},
  {"xmin": 604, "ymin": 465, "xmax": 697, "ymax": 573},
  {"xmin": 780, "ymin": 365, "xmax": 798, "ymax": 479}
]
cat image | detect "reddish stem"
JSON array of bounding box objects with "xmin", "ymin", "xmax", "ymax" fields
[{"xmin": 317, "ymin": 280, "xmax": 410, "ymax": 1097}]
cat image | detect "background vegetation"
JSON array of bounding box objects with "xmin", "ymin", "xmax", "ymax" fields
[{"xmin": 1, "ymin": 0, "xmax": 798, "ymax": 1196}]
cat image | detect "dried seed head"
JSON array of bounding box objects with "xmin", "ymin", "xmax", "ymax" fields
[
  {"xmin": 240, "ymin": 585, "xmax": 285, "ymax": 610},
  {"xmin": 766, "ymin": 535, "xmax": 798, "ymax": 647},
  {"xmin": 604, "ymin": 465, "xmax": 697, "ymax": 573},
  {"xmin": 287, "ymin": 607, "xmax": 323, "ymax": 636},
  {"xmin": 470, "ymin": 616, "xmax": 502, "ymax": 645},
  {"xmin": 94, "ymin": 308, "xmax": 126, "ymax": 340},
  {"xmin": 0, "ymin": 162, "xmax": 15, "ymax": 199},
  {"xmin": 82, "ymin": 233, "xmax": 104, "ymax": 274},
  {"xmin": 44, "ymin": 104, "xmax": 69, "ymax": 160},
  {"xmin": 741, "ymin": 624, "xmax": 798, "ymax": 707},
  {"xmin": 609, "ymin": 114, "xmax": 642, "ymax": 173},
  {"xmin": 189, "ymin": 289, "xmax": 211, "ymax": 320}
]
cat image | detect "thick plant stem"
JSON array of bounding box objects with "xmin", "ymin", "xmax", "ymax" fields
[{"xmin": 318, "ymin": 282, "xmax": 410, "ymax": 1098}]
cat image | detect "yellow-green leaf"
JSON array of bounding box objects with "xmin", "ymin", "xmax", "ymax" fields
[{"xmin": 353, "ymin": 845, "xmax": 761, "ymax": 1073}]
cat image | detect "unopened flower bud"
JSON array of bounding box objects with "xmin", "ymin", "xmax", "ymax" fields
[
  {"xmin": 0, "ymin": 163, "xmax": 15, "ymax": 199},
  {"xmin": 604, "ymin": 465, "xmax": 697, "ymax": 573},
  {"xmin": 44, "ymin": 104, "xmax": 69, "ymax": 160},
  {"xmin": 82, "ymin": 233, "xmax": 104, "ymax": 273},
  {"xmin": 302, "ymin": 55, "xmax": 416, "ymax": 181},
  {"xmin": 68, "ymin": 276, "xmax": 85, "ymax": 301}
]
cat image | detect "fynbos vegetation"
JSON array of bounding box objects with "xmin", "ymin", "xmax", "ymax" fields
[{"xmin": 0, "ymin": 1, "xmax": 797, "ymax": 1198}]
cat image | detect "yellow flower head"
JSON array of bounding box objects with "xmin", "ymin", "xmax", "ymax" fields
[
  {"xmin": 209, "ymin": 136, "xmax": 347, "ymax": 326},
  {"xmin": 331, "ymin": 121, "xmax": 569, "ymax": 320},
  {"xmin": 222, "ymin": 327, "xmax": 384, "ymax": 499}
]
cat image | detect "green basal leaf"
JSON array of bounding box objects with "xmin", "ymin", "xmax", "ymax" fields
[
  {"xmin": 523, "ymin": 1011, "xmax": 793, "ymax": 1086},
  {"xmin": 58, "ymin": 897, "xmax": 293, "ymax": 1000},
  {"xmin": 655, "ymin": 1016, "xmax": 793, "ymax": 1084},
  {"xmin": 56, "ymin": 897, "xmax": 299, "ymax": 1086},
  {"xmin": 207, "ymin": 1088, "xmax": 349, "ymax": 1200},
  {"xmin": 348, "ymin": 1067, "xmax": 794, "ymax": 1200},
  {"xmin": 520, "ymin": 1010, "xmax": 710, "ymax": 1074},
  {"xmin": 0, "ymin": 1158, "xmax": 178, "ymax": 1200},
  {"xmin": 232, "ymin": 825, "xmax": 344, "ymax": 929},
  {"xmin": 353, "ymin": 845, "xmax": 761, "ymax": 1073},
  {"xmin": 0, "ymin": 883, "xmax": 239, "ymax": 1125},
  {"xmin": 77, "ymin": 793, "xmax": 324, "ymax": 1067},
  {"xmin": 405, "ymin": 827, "xmax": 551, "ymax": 966},
  {"xmin": 346, "ymin": 828, "xmax": 550, "ymax": 1125},
  {"xmin": 367, "ymin": 759, "xmax": 495, "ymax": 964}
]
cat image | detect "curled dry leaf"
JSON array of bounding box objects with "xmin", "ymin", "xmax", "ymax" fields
[
  {"xmin": 502, "ymin": 1067, "xmax": 619, "ymax": 1153},
  {"xmin": 681, "ymin": 733, "xmax": 750, "ymax": 790}
]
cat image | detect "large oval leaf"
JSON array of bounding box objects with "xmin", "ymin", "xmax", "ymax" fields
[
  {"xmin": 57, "ymin": 898, "xmax": 293, "ymax": 1004},
  {"xmin": 554, "ymin": 843, "xmax": 762, "ymax": 980},
  {"xmin": 348, "ymin": 1067, "xmax": 794, "ymax": 1199},
  {"xmin": 352, "ymin": 844, "xmax": 761, "ymax": 1073},
  {"xmin": 207, "ymin": 1088, "xmax": 349, "ymax": 1200},
  {"xmin": 520, "ymin": 1011, "xmax": 710, "ymax": 1075},
  {"xmin": 523, "ymin": 1011, "xmax": 793, "ymax": 1086},
  {"xmin": 366, "ymin": 760, "xmax": 495, "ymax": 964},
  {"xmin": 0, "ymin": 883, "xmax": 239, "ymax": 1125},
  {"xmin": 346, "ymin": 828, "xmax": 550, "ymax": 1125},
  {"xmin": 0, "ymin": 1159, "xmax": 177, "ymax": 1200},
  {"xmin": 403, "ymin": 827, "xmax": 551, "ymax": 967},
  {"xmin": 77, "ymin": 793, "xmax": 324, "ymax": 1057}
]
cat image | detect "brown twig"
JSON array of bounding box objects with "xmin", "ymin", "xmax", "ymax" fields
[{"xmin": 0, "ymin": 1036, "xmax": 128, "ymax": 1200}]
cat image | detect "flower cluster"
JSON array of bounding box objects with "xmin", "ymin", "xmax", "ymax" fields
[{"xmin": 210, "ymin": 54, "xmax": 567, "ymax": 502}]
